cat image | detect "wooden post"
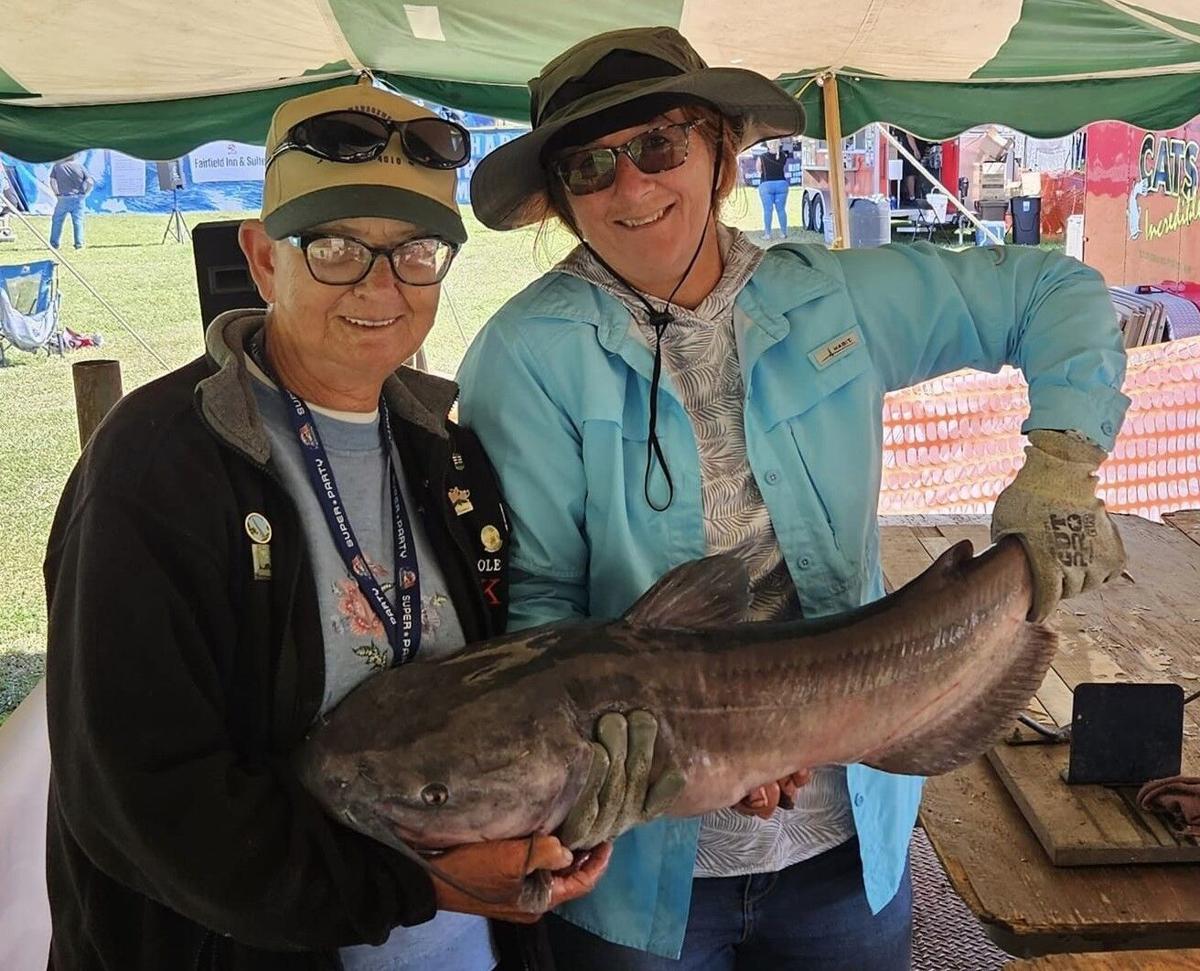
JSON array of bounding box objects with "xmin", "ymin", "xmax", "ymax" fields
[
  {"xmin": 72, "ymin": 359, "xmax": 123, "ymax": 448},
  {"xmin": 821, "ymin": 74, "xmax": 851, "ymax": 250}
]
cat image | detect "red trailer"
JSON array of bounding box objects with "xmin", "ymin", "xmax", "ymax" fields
[{"xmin": 790, "ymin": 126, "xmax": 960, "ymax": 236}]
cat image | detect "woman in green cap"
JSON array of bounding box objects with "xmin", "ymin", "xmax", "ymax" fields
[
  {"xmin": 459, "ymin": 25, "xmax": 1128, "ymax": 971},
  {"xmin": 42, "ymin": 80, "xmax": 607, "ymax": 971}
]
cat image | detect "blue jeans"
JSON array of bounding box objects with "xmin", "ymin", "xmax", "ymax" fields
[
  {"xmin": 758, "ymin": 179, "xmax": 789, "ymax": 236},
  {"xmin": 50, "ymin": 195, "xmax": 85, "ymax": 248},
  {"xmin": 545, "ymin": 838, "xmax": 913, "ymax": 970}
]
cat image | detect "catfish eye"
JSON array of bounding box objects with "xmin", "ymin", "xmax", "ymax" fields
[{"xmin": 420, "ymin": 783, "xmax": 449, "ymax": 807}]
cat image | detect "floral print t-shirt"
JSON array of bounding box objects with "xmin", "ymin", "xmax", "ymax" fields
[{"xmin": 247, "ymin": 359, "xmax": 468, "ymax": 713}]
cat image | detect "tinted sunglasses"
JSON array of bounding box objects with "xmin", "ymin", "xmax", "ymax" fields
[
  {"xmin": 553, "ymin": 120, "xmax": 703, "ymax": 196},
  {"xmin": 267, "ymin": 110, "xmax": 471, "ymax": 170}
]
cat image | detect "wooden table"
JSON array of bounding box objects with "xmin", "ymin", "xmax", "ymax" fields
[
  {"xmin": 1004, "ymin": 949, "xmax": 1200, "ymax": 969},
  {"xmin": 880, "ymin": 512, "xmax": 1200, "ymax": 958}
]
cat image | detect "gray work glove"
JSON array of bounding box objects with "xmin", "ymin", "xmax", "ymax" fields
[
  {"xmin": 991, "ymin": 429, "xmax": 1127, "ymax": 623},
  {"xmin": 558, "ymin": 711, "xmax": 685, "ymax": 850}
]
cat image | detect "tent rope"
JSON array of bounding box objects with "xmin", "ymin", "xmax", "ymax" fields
[{"xmin": 790, "ymin": 75, "xmax": 820, "ymax": 103}]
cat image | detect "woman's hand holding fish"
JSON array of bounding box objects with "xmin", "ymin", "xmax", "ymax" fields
[
  {"xmin": 734, "ymin": 770, "xmax": 813, "ymax": 819},
  {"xmin": 431, "ymin": 835, "xmax": 612, "ymax": 923},
  {"xmin": 992, "ymin": 429, "xmax": 1126, "ymax": 622},
  {"xmin": 559, "ymin": 710, "xmax": 686, "ymax": 849}
]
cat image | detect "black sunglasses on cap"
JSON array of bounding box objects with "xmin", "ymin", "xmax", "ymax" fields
[
  {"xmin": 267, "ymin": 110, "xmax": 471, "ymax": 170},
  {"xmin": 553, "ymin": 120, "xmax": 703, "ymax": 196}
]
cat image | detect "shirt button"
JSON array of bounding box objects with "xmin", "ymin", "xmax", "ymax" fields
[
  {"xmin": 854, "ymin": 793, "xmax": 865, "ymax": 807},
  {"xmin": 798, "ymin": 557, "xmax": 811, "ymax": 569},
  {"xmin": 765, "ymin": 470, "xmax": 780, "ymax": 485},
  {"xmin": 1101, "ymin": 421, "xmax": 1114, "ymax": 436}
]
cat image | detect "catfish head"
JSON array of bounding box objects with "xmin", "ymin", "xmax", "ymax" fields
[{"xmin": 297, "ymin": 635, "xmax": 595, "ymax": 850}]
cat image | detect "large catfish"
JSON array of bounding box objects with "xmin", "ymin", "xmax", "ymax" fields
[{"xmin": 299, "ymin": 537, "xmax": 1054, "ymax": 869}]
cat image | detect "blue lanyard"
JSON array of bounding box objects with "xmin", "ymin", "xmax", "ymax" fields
[{"xmin": 255, "ymin": 338, "xmax": 421, "ymax": 664}]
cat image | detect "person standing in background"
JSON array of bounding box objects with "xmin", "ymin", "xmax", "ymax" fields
[
  {"xmin": 893, "ymin": 129, "xmax": 932, "ymax": 203},
  {"xmin": 755, "ymin": 139, "xmax": 790, "ymax": 239},
  {"xmin": 49, "ymin": 153, "xmax": 93, "ymax": 250}
]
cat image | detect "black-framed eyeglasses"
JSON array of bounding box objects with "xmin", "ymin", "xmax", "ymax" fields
[
  {"xmin": 267, "ymin": 110, "xmax": 471, "ymax": 170},
  {"xmin": 286, "ymin": 233, "xmax": 459, "ymax": 287},
  {"xmin": 553, "ymin": 120, "xmax": 704, "ymax": 196}
]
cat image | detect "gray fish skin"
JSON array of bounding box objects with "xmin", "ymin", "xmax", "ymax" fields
[{"xmin": 297, "ymin": 536, "xmax": 1056, "ymax": 851}]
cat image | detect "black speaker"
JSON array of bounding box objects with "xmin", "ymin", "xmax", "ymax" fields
[
  {"xmin": 192, "ymin": 220, "xmax": 265, "ymax": 333},
  {"xmin": 156, "ymin": 159, "xmax": 186, "ymax": 191}
]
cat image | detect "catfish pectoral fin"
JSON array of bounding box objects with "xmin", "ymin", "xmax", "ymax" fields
[{"xmin": 863, "ymin": 623, "xmax": 1059, "ymax": 776}]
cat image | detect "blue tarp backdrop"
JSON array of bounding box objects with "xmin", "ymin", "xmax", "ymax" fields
[{"xmin": 1, "ymin": 126, "xmax": 524, "ymax": 216}]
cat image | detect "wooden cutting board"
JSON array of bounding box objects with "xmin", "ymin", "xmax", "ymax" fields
[
  {"xmin": 984, "ymin": 512, "xmax": 1200, "ymax": 866},
  {"xmin": 986, "ymin": 742, "xmax": 1200, "ymax": 866}
]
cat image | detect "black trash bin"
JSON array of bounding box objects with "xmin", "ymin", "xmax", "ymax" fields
[{"xmin": 1011, "ymin": 195, "xmax": 1042, "ymax": 245}]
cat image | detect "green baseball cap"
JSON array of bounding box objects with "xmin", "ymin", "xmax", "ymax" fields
[{"xmin": 470, "ymin": 26, "xmax": 804, "ymax": 231}]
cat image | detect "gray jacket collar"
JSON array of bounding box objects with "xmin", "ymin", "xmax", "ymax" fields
[{"xmin": 197, "ymin": 309, "xmax": 457, "ymax": 466}]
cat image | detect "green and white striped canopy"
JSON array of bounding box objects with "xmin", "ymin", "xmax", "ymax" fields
[{"xmin": 1, "ymin": 0, "xmax": 1199, "ymax": 161}]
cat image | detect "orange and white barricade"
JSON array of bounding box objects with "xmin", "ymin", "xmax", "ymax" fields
[{"xmin": 879, "ymin": 335, "xmax": 1200, "ymax": 520}]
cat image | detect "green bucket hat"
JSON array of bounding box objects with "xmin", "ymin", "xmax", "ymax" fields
[{"xmin": 470, "ymin": 26, "xmax": 805, "ymax": 231}]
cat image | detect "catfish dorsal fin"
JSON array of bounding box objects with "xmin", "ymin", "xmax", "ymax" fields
[
  {"xmin": 623, "ymin": 554, "xmax": 752, "ymax": 630},
  {"xmin": 890, "ymin": 539, "xmax": 976, "ymax": 603}
]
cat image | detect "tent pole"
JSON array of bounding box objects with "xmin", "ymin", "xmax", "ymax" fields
[
  {"xmin": 879, "ymin": 126, "xmax": 1004, "ymax": 246},
  {"xmin": 821, "ymin": 74, "xmax": 851, "ymax": 250}
]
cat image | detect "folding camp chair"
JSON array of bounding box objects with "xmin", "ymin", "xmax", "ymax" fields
[{"xmin": 0, "ymin": 259, "xmax": 62, "ymax": 365}]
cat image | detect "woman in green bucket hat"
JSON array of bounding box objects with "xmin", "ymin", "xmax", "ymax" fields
[{"xmin": 459, "ymin": 25, "xmax": 1128, "ymax": 970}]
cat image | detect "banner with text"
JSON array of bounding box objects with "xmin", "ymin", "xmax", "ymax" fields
[{"xmin": 189, "ymin": 141, "xmax": 266, "ymax": 184}]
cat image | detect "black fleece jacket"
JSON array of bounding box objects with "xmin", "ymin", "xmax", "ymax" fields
[{"xmin": 44, "ymin": 314, "xmax": 546, "ymax": 971}]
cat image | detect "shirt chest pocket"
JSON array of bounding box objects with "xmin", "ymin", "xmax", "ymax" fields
[
  {"xmin": 574, "ymin": 364, "xmax": 652, "ymax": 446},
  {"xmin": 757, "ymin": 326, "xmax": 874, "ymax": 430},
  {"xmin": 754, "ymin": 330, "xmax": 881, "ymax": 553},
  {"xmin": 575, "ymin": 368, "xmax": 681, "ymax": 540}
]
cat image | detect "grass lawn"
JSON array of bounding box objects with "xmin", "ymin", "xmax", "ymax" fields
[{"xmin": 0, "ymin": 185, "xmax": 987, "ymax": 722}]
